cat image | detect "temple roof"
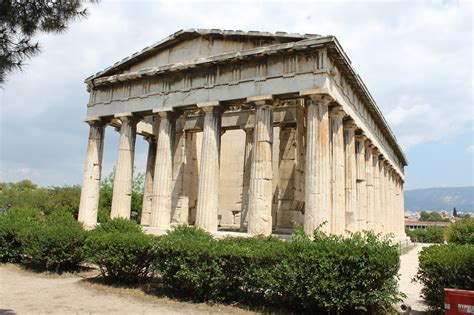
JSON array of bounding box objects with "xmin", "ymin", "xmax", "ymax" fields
[{"xmin": 85, "ymin": 29, "xmax": 321, "ymax": 82}]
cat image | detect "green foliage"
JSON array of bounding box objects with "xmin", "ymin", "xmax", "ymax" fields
[
  {"xmin": 415, "ymin": 244, "xmax": 474, "ymax": 311},
  {"xmin": 419, "ymin": 211, "xmax": 449, "ymax": 222},
  {"xmin": 406, "ymin": 226, "xmax": 445, "ymax": 243},
  {"xmin": 154, "ymin": 225, "xmax": 218, "ymax": 300},
  {"xmin": 0, "ymin": 208, "xmax": 41, "ymax": 262},
  {"xmin": 269, "ymin": 230, "xmax": 401, "ymax": 313},
  {"xmin": 153, "ymin": 226, "xmax": 402, "ymax": 313},
  {"xmin": 18, "ymin": 210, "xmax": 87, "ymax": 272},
  {"xmin": 85, "ymin": 218, "xmax": 157, "ymax": 283},
  {"xmin": 445, "ymin": 218, "xmax": 474, "ymax": 244},
  {"xmin": 0, "ymin": 180, "xmax": 81, "ymax": 217},
  {"xmin": 0, "ymin": 0, "xmax": 90, "ymax": 84}
]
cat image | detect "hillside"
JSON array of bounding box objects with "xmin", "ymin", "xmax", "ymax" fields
[{"xmin": 404, "ymin": 186, "xmax": 474, "ymax": 212}]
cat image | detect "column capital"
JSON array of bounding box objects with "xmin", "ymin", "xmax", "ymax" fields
[
  {"xmin": 372, "ymin": 147, "xmax": 381, "ymax": 156},
  {"xmin": 143, "ymin": 134, "xmax": 156, "ymax": 143},
  {"xmin": 343, "ymin": 119, "xmax": 358, "ymax": 130},
  {"xmin": 84, "ymin": 116, "xmax": 107, "ymax": 128},
  {"xmin": 114, "ymin": 112, "xmax": 140, "ymax": 124},
  {"xmin": 300, "ymin": 91, "xmax": 333, "ymax": 105},
  {"xmin": 197, "ymin": 101, "xmax": 224, "ymax": 114},
  {"xmin": 355, "ymin": 132, "xmax": 367, "ymax": 142},
  {"xmin": 329, "ymin": 105, "xmax": 346, "ymax": 117},
  {"xmin": 246, "ymin": 95, "xmax": 273, "ymax": 106}
]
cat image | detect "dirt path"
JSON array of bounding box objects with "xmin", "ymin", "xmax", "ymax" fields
[
  {"xmin": 0, "ymin": 264, "xmax": 255, "ymax": 315},
  {"xmin": 398, "ymin": 243, "xmax": 430, "ymax": 313}
]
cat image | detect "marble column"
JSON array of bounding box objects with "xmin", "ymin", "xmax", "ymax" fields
[
  {"xmin": 78, "ymin": 118, "xmax": 106, "ymax": 228},
  {"xmin": 399, "ymin": 178, "xmax": 406, "ymax": 236},
  {"xmin": 378, "ymin": 157, "xmax": 386, "ymax": 233},
  {"xmin": 302, "ymin": 94, "xmax": 332, "ymax": 235},
  {"xmin": 372, "ymin": 149, "xmax": 381, "ymax": 233},
  {"xmin": 140, "ymin": 135, "xmax": 157, "ymax": 226},
  {"xmin": 248, "ymin": 97, "xmax": 274, "ymax": 236},
  {"xmin": 150, "ymin": 111, "xmax": 175, "ymax": 229},
  {"xmin": 110, "ymin": 114, "xmax": 138, "ymax": 219},
  {"xmin": 240, "ymin": 127, "xmax": 253, "ymax": 230},
  {"xmin": 383, "ymin": 162, "xmax": 390, "ymax": 235},
  {"xmin": 343, "ymin": 120, "xmax": 358, "ymax": 233},
  {"xmin": 365, "ymin": 142, "xmax": 375, "ymax": 231},
  {"xmin": 329, "ymin": 106, "xmax": 346, "ymax": 235},
  {"xmin": 195, "ymin": 103, "xmax": 222, "ymax": 232},
  {"xmin": 387, "ymin": 167, "xmax": 394, "ymax": 234},
  {"xmin": 171, "ymin": 118, "xmax": 190, "ymax": 225},
  {"xmin": 355, "ymin": 134, "xmax": 367, "ymax": 231}
]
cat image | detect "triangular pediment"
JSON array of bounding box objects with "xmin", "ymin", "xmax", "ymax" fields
[{"xmin": 85, "ymin": 29, "xmax": 319, "ymax": 82}]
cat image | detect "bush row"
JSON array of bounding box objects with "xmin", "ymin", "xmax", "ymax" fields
[
  {"xmin": 405, "ymin": 226, "xmax": 445, "ymax": 243},
  {"xmin": 1, "ymin": 212, "xmax": 402, "ymax": 313},
  {"xmin": 415, "ymin": 243, "xmax": 474, "ymax": 312}
]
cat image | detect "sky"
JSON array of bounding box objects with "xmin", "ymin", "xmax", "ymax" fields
[{"xmin": 0, "ymin": 0, "xmax": 473, "ymax": 191}]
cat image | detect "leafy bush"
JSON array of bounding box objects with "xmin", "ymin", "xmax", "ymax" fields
[
  {"xmin": 415, "ymin": 244, "xmax": 474, "ymax": 311},
  {"xmin": 0, "ymin": 208, "xmax": 41, "ymax": 263},
  {"xmin": 154, "ymin": 225, "xmax": 218, "ymax": 300},
  {"xmin": 406, "ymin": 226, "xmax": 445, "ymax": 243},
  {"xmin": 445, "ymin": 219, "xmax": 474, "ymax": 244},
  {"xmin": 153, "ymin": 226, "xmax": 401, "ymax": 313},
  {"xmin": 19, "ymin": 210, "xmax": 87, "ymax": 272},
  {"xmin": 85, "ymin": 218, "xmax": 157, "ymax": 283},
  {"xmin": 269, "ymin": 230, "xmax": 401, "ymax": 313}
]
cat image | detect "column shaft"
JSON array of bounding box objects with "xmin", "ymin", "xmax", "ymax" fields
[
  {"xmin": 330, "ymin": 108, "xmax": 345, "ymax": 235},
  {"xmin": 355, "ymin": 135, "xmax": 367, "ymax": 231},
  {"xmin": 78, "ymin": 120, "xmax": 105, "ymax": 228},
  {"xmin": 195, "ymin": 106, "xmax": 222, "ymax": 232},
  {"xmin": 372, "ymin": 150, "xmax": 381, "ymax": 233},
  {"xmin": 111, "ymin": 115, "xmax": 138, "ymax": 219},
  {"xmin": 241, "ymin": 128, "xmax": 253, "ymax": 230},
  {"xmin": 248, "ymin": 100, "xmax": 274, "ymax": 235},
  {"xmin": 171, "ymin": 123, "xmax": 190, "ymax": 225},
  {"xmin": 343, "ymin": 122, "xmax": 357, "ymax": 232},
  {"xmin": 140, "ymin": 137, "xmax": 157, "ymax": 226},
  {"xmin": 378, "ymin": 158, "xmax": 386, "ymax": 233},
  {"xmin": 318, "ymin": 100, "xmax": 331, "ymax": 233},
  {"xmin": 150, "ymin": 112, "xmax": 175, "ymax": 229},
  {"xmin": 365, "ymin": 143, "xmax": 375, "ymax": 231}
]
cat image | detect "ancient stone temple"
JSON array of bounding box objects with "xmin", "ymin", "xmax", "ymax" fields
[{"xmin": 78, "ymin": 29, "xmax": 408, "ymax": 239}]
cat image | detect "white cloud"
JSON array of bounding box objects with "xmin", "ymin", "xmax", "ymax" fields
[{"xmin": 466, "ymin": 145, "xmax": 474, "ymax": 153}]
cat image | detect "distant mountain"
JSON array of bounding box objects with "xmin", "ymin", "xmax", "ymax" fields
[{"xmin": 405, "ymin": 187, "xmax": 474, "ymax": 212}]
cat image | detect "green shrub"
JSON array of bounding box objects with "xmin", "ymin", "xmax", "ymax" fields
[
  {"xmin": 0, "ymin": 208, "xmax": 41, "ymax": 263},
  {"xmin": 154, "ymin": 225, "xmax": 218, "ymax": 300},
  {"xmin": 446, "ymin": 219, "xmax": 474, "ymax": 244},
  {"xmin": 211, "ymin": 235, "xmax": 287, "ymax": 303},
  {"xmin": 406, "ymin": 226, "xmax": 445, "ymax": 243},
  {"xmin": 85, "ymin": 218, "xmax": 157, "ymax": 283},
  {"xmin": 19, "ymin": 210, "xmax": 87, "ymax": 272},
  {"xmin": 415, "ymin": 244, "xmax": 474, "ymax": 311},
  {"xmin": 269, "ymin": 230, "xmax": 401, "ymax": 313},
  {"xmin": 92, "ymin": 217, "xmax": 143, "ymax": 234},
  {"xmin": 153, "ymin": 226, "xmax": 401, "ymax": 313}
]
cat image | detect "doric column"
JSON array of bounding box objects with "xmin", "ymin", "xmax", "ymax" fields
[
  {"xmin": 383, "ymin": 162, "xmax": 390, "ymax": 235},
  {"xmin": 387, "ymin": 167, "xmax": 394, "ymax": 234},
  {"xmin": 110, "ymin": 114, "xmax": 138, "ymax": 219},
  {"xmin": 365, "ymin": 141, "xmax": 375, "ymax": 231},
  {"xmin": 378, "ymin": 157, "xmax": 385, "ymax": 233},
  {"xmin": 150, "ymin": 111, "xmax": 175, "ymax": 229},
  {"xmin": 195, "ymin": 103, "xmax": 222, "ymax": 232},
  {"xmin": 78, "ymin": 118, "xmax": 106, "ymax": 228},
  {"xmin": 240, "ymin": 127, "xmax": 253, "ymax": 230},
  {"xmin": 247, "ymin": 96, "xmax": 274, "ymax": 236},
  {"xmin": 329, "ymin": 106, "xmax": 346, "ymax": 235},
  {"xmin": 399, "ymin": 177, "xmax": 406, "ymax": 237},
  {"xmin": 355, "ymin": 133, "xmax": 367, "ymax": 231},
  {"xmin": 301, "ymin": 93, "xmax": 332, "ymax": 235},
  {"xmin": 171, "ymin": 118, "xmax": 190, "ymax": 225},
  {"xmin": 372, "ymin": 149, "xmax": 381, "ymax": 233},
  {"xmin": 140, "ymin": 135, "xmax": 157, "ymax": 226},
  {"xmin": 343, "ymin": 120, "xmax": 357, "ymax": 233}
]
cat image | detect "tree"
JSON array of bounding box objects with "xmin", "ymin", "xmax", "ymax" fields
[
  {"xmin": 453, "ymin": 207, "xmax": 458, "ymax": 218},
  {"xmin": 0, "ymin": 0, "xmax": 91, "ymax": 84},
  {"xmin": 419, "ymin": 211, "xmax": 449, "ymax": 222}
]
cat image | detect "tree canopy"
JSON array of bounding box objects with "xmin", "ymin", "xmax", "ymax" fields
[{"xmin": 0, "ymin": 0, "xmax": 91, "ymax": 84}]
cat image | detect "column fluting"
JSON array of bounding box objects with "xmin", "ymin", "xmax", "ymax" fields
[
  {"xmin": 343, "ymin": 120, "xmax": 358, "ymax": 233},
  {"xmin": 140, "ymin": 135, "xmax": 157, "ymax": 226},
  {"xmin": 330, "ymin": 106, "xmax": 346, "ymax": 235}
]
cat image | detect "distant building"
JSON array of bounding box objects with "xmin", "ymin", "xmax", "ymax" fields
[{"xmin": 405, "ymin": 218, "xmax": 450, "ymax": 230}]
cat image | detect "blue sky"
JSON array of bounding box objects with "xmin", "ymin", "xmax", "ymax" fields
[{"xmin": 0, "ymin": 0, "xmax": 472, "ymax": 190}]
